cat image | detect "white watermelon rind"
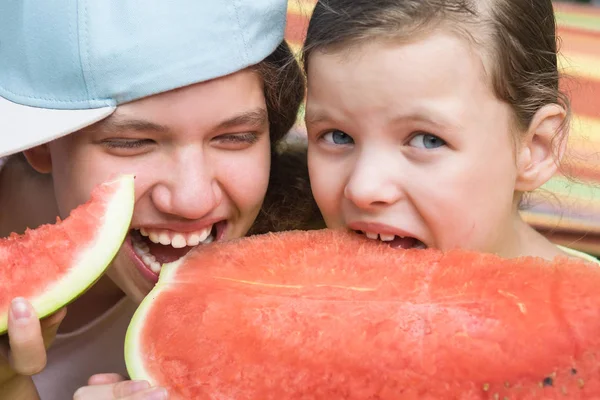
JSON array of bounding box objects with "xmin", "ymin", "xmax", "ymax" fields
[
  {"xmin": 124, "ymin": 257, "xmax": 185, "ymax": 383},
  {"xmin": 0, "ymin": 174, "xmax": 135, "ymax": 334}
]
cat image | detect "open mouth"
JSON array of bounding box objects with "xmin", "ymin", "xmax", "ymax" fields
[
  {"xmin": 126, "ymin": 221, "xmax": 226, "ymax": 281},
  {"xmin": 354, "ymin": 230, "xmax": 427, "ymax": 249}
]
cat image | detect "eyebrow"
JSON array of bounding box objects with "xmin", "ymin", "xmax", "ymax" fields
[
  {"xmin": 96, "ymin": 108, "xmax": 269, "ymax": 134},
  {"xmin": 98, "ymin": 118, "xmax": 169, "ymax": 134},
  {"xmin": 215, "ymin": 108, "xmax": 268, "ymax": 131},
  {"xmin": 305, "ymin": 108, "xmax": 459, "ymax": 130},
  {"xmin": 391, "ymin": 111, "xmax": 460, "ymax": 130},
  {"xmin": 304, "ymin": 109, "xmax": 332, "ymax": 125}
]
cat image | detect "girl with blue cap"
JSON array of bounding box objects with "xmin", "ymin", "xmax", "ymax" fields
[{"xmin": 0, "ymin": 1, "xmax": 320, "ymax": 398}]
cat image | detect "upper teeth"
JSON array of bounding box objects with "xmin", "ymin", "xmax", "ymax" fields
[
  {"xmin": 365, "ymin": 232, "xmax": 396, "ymax": 241},
  {"xmin": 139, "ymin": 226, "xmax": 213, "ymax": 248},
  {"xmin": 362, "ymin": 231, "xmax": 427, "ymax": 249}
]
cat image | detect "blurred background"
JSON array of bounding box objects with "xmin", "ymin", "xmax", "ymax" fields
[
  {"xmin": 563, "ymin": 0, "xmax": 600, "ymax": 5},
  {"xmin": 284, "ymin": 0, "xmax": 600, "ymax": 257}
]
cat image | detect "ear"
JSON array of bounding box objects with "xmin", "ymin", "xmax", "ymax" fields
[
  {"xmin": 515, "ymin": 104, "xmax": 567, "ymax": 192},
  {"xmin": 22, "ymin": 144, "xmax": 53, "ymax": 174}
]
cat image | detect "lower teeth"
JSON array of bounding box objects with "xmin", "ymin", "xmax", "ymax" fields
[
  {"xmin": 131, "ymin": 231, "xmax": 216, "ymax": 274},
  {"xmin": 133, "ymin": 243, "xmax": 149, "ymax": 256},
  {"xmin": 131, "ymin": 237, "xmax": 161, "ymax": 273}
]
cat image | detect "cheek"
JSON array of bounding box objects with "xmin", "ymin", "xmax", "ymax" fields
[
  {"xmin": 214, "ymin": 142, "xmax": 271, "ymax": 213},
  {"xmin": 416, "ymin": 153, "xmax": 517, "ymax": 249},
  {"xmin": 48, "ymin": 140, "xmax": 131, "ymax": 218},
  {"xmin": 50, "ymin": 148, "xmax": 164, "ymax": 222},
  {"xmin": 307, "ymin": 148, "xmax": 346, "ymax": 223}
]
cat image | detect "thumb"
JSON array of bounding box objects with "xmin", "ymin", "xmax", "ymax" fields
[{"xmin": 7, "ymin": 298, "xmax": 47, "ymax": 375}]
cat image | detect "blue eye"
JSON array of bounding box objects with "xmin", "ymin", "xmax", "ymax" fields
[
  {"xmin": 322, "ymin": 130, "xmax": 354, "ymax": 145},
  {"xmin": 408, "ymin": 133, "xmax": 445, "ymax": 149}
]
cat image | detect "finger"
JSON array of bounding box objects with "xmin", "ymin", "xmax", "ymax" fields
[
  {"xmin": 40, "ymin": 307, "xmax": 67, "ymax": 348},
  {"xmin": 7, "ymin": 298, "xmax": 47, "ymax": 375},
  {"xmin": 73, "ymin": 380, "xmax": 151, "ymax": 399},
  {"xmin": 122, "ymin": 387, "xmax": 168, "ymax": 400},
  {"xmin": 1, "ymin": 306, "xmax": 66, "ymax": 358},
  {"xmin": 88, "ymin": 373, "xmax": 127, "ymax": 386},
  {"xmin": 40, "ymin": 307, "xmax": 67, "ymax": 326}
]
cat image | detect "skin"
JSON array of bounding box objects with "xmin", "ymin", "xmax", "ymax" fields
[
  {"xmin": 27, "ymin": 68, "xmax": 271, "ymax": 304},
  {"xmin": 1, "ymin": 68, "xmax": 273, "ymax": 399},
  {"xmin": 305, "ymin": 30, "xmax": 570, "ymax": 261}
]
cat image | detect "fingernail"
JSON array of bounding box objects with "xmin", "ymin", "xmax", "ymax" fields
[
  {"xmin": 11, "ymin": 297, "xmax": 31, "ymax": 321},
  {"xmin": 147, "ymin": 387, "xmax": 168, "ymax": 399}
]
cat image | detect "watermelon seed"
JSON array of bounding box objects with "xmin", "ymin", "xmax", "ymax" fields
[
  {"xmin": 578, "ymin": 378, "xmax": 585, "ymax": 388},
  {"xmin": 542, "ymin": 376, "xmax": 554, "ymax": 387},
  {"xmin": 482, "ymin": 383, "xmax": 490, "ymax": 391},
  {"xmin": 570, "ymin": 368, "xmax": 577, "ymax": 375}
]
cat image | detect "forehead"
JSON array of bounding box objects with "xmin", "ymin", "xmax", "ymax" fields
[
  {"xmin": 87, "ymin": 69, "xmax": 267, "ymax": 135},
  {"xmin": 305, "ymin": 30, "xmax": 493, "ymax": 122}
]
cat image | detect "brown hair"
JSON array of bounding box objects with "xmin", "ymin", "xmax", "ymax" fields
[
  {"xmin": 301, "ymin": 0, "xmax": 570, "ymax": 139},
  {"xmin": 255, "ymin": 40, "xmax": 306, "ymax": 146},
  {"xmin": 251, "ymin": 40, "xmax": 325, "ymax": 233}
]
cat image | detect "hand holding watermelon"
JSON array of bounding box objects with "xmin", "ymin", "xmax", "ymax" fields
[
  {"xmin": 0, "ymin": 175, "xmax": 135, "ymax": 399},
  {"xmin": 73, "ymin": 373, "xmax": 168, "ymax": 399},
  {"xmin": 0, "ymin": 298, "xmax": 66, "ymax": 399}
]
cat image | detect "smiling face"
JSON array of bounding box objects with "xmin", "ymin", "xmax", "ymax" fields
[
  {"xmin": 28, "ymin": 69, "xmax": 271, "ymax": 301},
  {"xmin": 305, "ymin": 31, "xmax": 531, "ymax": 257}
]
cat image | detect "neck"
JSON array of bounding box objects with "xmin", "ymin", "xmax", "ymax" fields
[{"xmin": 506, "ymin": 214, "xmax": 568, "ymax": 261}]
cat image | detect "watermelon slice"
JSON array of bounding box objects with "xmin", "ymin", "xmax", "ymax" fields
[
  {"xmin": 0, "ymin": 174, "xmax": 135, "ymax": 334},
  {"xmin": 125, "ymin": 228, "xmax": 600, "ymax": 399}
]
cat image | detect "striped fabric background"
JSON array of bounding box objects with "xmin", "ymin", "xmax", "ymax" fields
[{"xmin": 284, "ymin": 1, "xmax": 600, "ymax": 256}]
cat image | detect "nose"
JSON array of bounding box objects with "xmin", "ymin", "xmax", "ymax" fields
[
  {"xmin": 343, "ymin": 149, "xmax": 404, "ymax": 210},
  {"xmin": 151, "ymin": 148, "xmax": 222, "ymax": 220}
]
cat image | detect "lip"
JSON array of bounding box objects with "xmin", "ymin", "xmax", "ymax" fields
[
  {"xmin": 124, "ymin": 235, "xmax": 159, "ymax": 284},
  {"xmin": 131, "ymin": 216, "xmax": 228, "ymax": 233},
  {"xmin": 347, "ymin": 221, "xmax": 419, "ymax": 240}
]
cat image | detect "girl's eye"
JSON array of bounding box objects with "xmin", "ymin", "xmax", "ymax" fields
[
  {"xmin": 321, "ymin": 130, "xmax": 354, "ymax": 145},
  {"xmin": 102, "ymin": 139, "xmax": 154, "ymax": 149},
  {"xmin": 408, "ymin": 133, "xmax": 445, "ymax": 149}
]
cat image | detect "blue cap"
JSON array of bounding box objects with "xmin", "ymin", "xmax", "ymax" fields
[{"xmin": 0, "ymin": 0, "xmax": 288, "ymax": 157}]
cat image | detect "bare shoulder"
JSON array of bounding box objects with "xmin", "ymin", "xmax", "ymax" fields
[{"xmin": 556, "ymin": 245, "xmax": 600, "ymax": 265}]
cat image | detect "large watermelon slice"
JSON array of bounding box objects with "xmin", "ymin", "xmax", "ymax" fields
[
  {"xmin": 125, "ymin": 228, "xmax": 600, "ymax": 399},
  {"xmin": 0, "ymin": 174, "xmax": 135, "ymax": 334}
]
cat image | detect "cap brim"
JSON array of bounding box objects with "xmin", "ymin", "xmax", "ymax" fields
[{"xmin": 0, "ymin": 96, "xmax": 116, "ymax": 158}]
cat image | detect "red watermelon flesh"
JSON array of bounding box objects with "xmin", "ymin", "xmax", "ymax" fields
[
  {"xmin": 125, "ymin": 229, "xmax": 600, "ymax": 399},
  {"xmin": 0, "ymin": 175, "xmax": 135, "ymax": 334}
]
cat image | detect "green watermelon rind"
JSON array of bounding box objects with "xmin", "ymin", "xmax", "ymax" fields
[
  {"xmin": 0, "ymin": 174, "xmax": 135, "ymax": 335},
  {"xmin": 124, "ymin": 257, "xmax": 184, "ymax": 383}
]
